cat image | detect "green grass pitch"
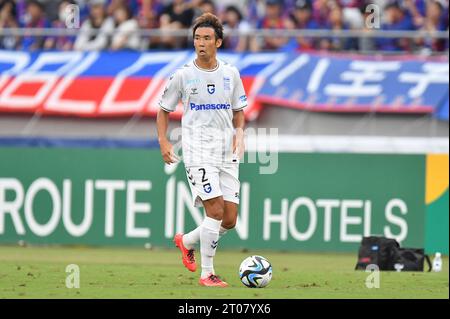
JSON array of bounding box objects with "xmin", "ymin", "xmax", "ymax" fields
[{"xmin": 0, "ymin": 245, "xmax": 447, "ymax": 299}]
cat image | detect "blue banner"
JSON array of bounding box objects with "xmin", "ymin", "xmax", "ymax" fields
[{"xmin": 0, "ymin": 50, "xmax": 448, "ymax": 120}]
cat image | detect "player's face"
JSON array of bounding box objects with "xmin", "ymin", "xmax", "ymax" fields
[{"xmin": 194, "ymin": 27, "xmax": 222, "ymax": 58}]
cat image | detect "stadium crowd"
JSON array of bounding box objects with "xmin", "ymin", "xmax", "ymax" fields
[{"xmin": 0, "ymin": 0, "xmax": 448, "ymax": 53}]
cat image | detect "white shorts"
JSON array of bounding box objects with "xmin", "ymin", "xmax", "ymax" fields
[{"xmin": 185, "ymin": 164, "xmax": 240, "ymax": 208}]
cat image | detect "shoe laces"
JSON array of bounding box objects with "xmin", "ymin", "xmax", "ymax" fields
[
  {"xmin": 209, "ymin": 274, "xmax": 221, "ymax": 283},
  {"xmin": 187, "ymin": 249, "xmax": 195, "ymax": 263}
]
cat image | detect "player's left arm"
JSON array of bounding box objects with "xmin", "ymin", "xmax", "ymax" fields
[
  {"xmin": 233, "ymin": 110, "xmax": 245, "ymax": 158},
  {"xmin": 231, "ymin": 67, "xmax": 247, "ymax": 159}
]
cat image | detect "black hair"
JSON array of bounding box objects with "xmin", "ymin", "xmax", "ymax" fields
[
  {"xmin": 26, "ymin": 0, "xmax": 44, "ymax": 10},
  {"xmin": 192, "ymin": 13, "xmax": 224, "ymax": 40},
  {"xmin": 59, "ymin": 0, "xmax": 76, "ymax": 6},
  {"xmin": 0, "ymin": 0, "xmax": 17, "ymax": 17},
  {"xmin": 116, "ymin": 4, "xmax": 133, "ymax": 20},
  {"xmin": 225, "ymin": 5, "xmax": 243, "ymax": 22}
]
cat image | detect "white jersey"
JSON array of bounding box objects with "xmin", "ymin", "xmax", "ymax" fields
[{"xmin": 159, "ymin": 59, "xmax": 247, "ymax": 167}]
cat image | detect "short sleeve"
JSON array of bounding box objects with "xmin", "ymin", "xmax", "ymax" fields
[
  {"xmin": 159, "ymin": 70, "xmax": 182, "ymax": 112},
  {"xmin": 231, "ymin": 67, "xmax": 247, "ymax": 111}
]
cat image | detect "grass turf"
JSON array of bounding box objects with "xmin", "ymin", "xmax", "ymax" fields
[{"xmin": 0, "ymin": 245, "xmax": 447, "ymax": 299}]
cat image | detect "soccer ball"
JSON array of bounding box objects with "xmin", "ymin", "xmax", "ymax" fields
[{"xmin": 239, "ymin": 255, "xmax": 272, "ymax": 288}]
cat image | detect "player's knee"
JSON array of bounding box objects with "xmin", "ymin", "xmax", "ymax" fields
[
  {"xmin": 210, "ymin": 211, "xmax": 224, "ymax": 221},
  {"xmin": 222, "ymin": 218, "xmax": 236, "ymax": 230},
  {"xmin": 208, "ymin": 204, "xmax": 224, "ymax": 220}
]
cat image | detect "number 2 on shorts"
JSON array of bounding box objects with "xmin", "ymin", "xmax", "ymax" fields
[{"xmin": 198, "ymin": 168, "xmax": 208, "ymax": 182}]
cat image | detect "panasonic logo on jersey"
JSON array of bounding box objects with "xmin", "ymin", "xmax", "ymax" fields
[{"xmin": 190, "ymin": 103, "xmax": 231, "ymax": 111}]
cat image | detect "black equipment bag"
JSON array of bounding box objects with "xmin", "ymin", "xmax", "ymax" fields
[
  {"xmin": 355, "ymin": 236, "xmax": 432, "ymax": 271},
  {"xmin": 355, "ymin": 236, "xmax": 400, "ymax": 270},
  {"xmin": 393, "ymin": 248, "xmax": 432, "ymax": 272}
]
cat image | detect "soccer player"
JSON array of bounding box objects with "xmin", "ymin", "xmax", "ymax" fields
[{"xmin": 156, "ymin": 13, "xmax": 247, "ymax": 287}]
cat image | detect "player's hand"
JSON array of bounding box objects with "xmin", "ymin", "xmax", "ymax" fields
[{"xmin": 159, "ymin": 139, "xmax": 178, "ymax": 164}]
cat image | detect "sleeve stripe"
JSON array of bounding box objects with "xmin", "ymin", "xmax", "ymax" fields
[
  {"xmin": 233, "ymin": 105, "xmax": 247, "ymax": 111},
  {"xmin": 160, "ymin": 105, "xmax": 174, "ymax": 113}
]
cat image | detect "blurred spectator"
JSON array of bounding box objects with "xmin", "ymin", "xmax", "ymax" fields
[
  {"xmin": 339, "ymin": 0, "xmax": 364, "ymax": 29},
  {"xmin": 319, "ymin": 3, "xmax": 357, "ymax": 50},
  {"xmin": 191, "ymin": 0, "xmax": 217, "ymax": 22},
  {"xmin": 74, "ymin": 0, "xmax": 114, "ymax": 51},
  {"xmin": 290, "ymin": 0, "xmax": 319, "ymax": 29},
  {"xmin": 15, "ymin": 0, "xmax": 26, "ymax": 25},
  {"xmin": 376, "ymin": 1, "xmax": 415, "ymax": 51},
  {"xmin": 160, "ymin": 0, "xmax": 195, "ymax": 28},
  {"xmin": 282, "ymin": 0, "xmax": 300, "ymax": 14},
  {"xmin": 110, "ymin": 3, "xmax": 140, "ymax": 50},
  {"xmin": 137, "ymin": 0, "xmax": 163, "ymax": 49},
  {"xmin": 158, "ymin": 0, "xmax": 194, "ymax": 49},
  {"xmin": 216, "ymin": 0, "xmax": 247, "ymax": 17},
  {"xmin": 285, "ymin": 0, "xmax": 320, "ymax": 51},
  {"xmin": 137, "ymin": 0, "xmax": 162, "ymax": 29},
  {"xmin": 19, "ymin": 0, "xmax": 51, "ymax": 51},
  {"xmin": 40, "ymin": 0, "xmax": 60, "ymax": 22},
  {"xmin": 246, "ymin": 0, "xmax": 297, "ymax": 25},
  {"xmin": 200, "ymin": 0, "xmax": 217, "ymax": 15},
  {"xmin": 0, "ymin": 0, "xmax": 20, "ymax": 49},
  {"xmin": 403, "ymin": 0, "xmax": 426, "ymax": 28},
  {"xmin": 312, "ymin": 0, "xmax": 334, "ymax": 27},
  {"xmin": 199, "ymin": 0, "xmax": 217, "ymax": 15},
  {"xmin": 0, "ymin": 0, "xmax": 447, "ymax": 53},
  {"xmin": 44, "ymin": 0, "xmax": 77, "ymax": 50},
  {"xmin": 223, "ymin": 5, "xmax": 251, "ymax": 51},
  {"xmin": 76, "ymin": 0, "xmax": 90, "ymax": 21},
  {"xmin": 186, "ymin": 0, "xmax": 201, "ymax": 24},
  {"xmin": 106, "ymin": 0, "xmax": 139, "ymax": 17},
  {"xmin": 246, "ymin": 0, "xmax": 267, "ymax": 27},
  {"xmin": 250, "ymin": 0, "xmax": 290, "ymax": 51},
  {"xmin": 416, "ymin": 0, "xmax": 448, "ymax": 53}
]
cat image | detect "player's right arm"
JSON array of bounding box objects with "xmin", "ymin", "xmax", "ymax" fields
[
  {"xmin": 156, "ymin": 109, "xmax": 177, "ymax": 164},
  {"xmin": 156, "ymin": 70, "xmax": 182, "ymax": 164}
]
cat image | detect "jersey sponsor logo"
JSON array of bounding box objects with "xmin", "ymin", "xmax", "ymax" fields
[
  {"xmin": 187, "ymin": 78, "xmax": 201, "ymax": 85},
  {"xmin": 239, "ymin": 95, "xmax": 247, "ymax": 103},
  {"xmin": 207, "ymin": 84, "xmax": 215, "ymax": 94},
  {"xmin": 224, "ymin": 77, "xmax": 231, "ymax": 91},
  {"xmin": 189, "ymin": 102, "xmax": 231, "ymax": 111}
]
